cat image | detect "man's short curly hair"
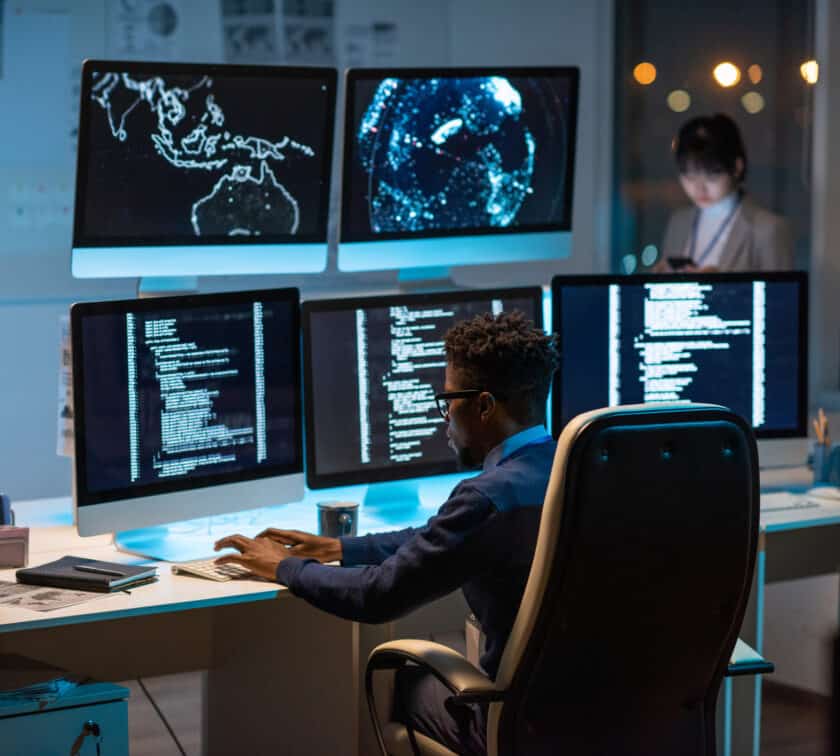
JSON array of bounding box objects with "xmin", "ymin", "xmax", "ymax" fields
[{"xmin": 444, "ymin": 310, "xmax": 559, "ymax": 425}]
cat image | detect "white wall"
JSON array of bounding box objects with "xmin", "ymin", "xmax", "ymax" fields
[{"xmin": 0, "ymin": 0, "xmax": 614, "ymax": 502}]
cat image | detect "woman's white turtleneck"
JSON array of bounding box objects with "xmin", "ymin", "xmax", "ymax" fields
[{"xmin": 689, "ymin": 191, "xmax": 741, "ymax": 267}]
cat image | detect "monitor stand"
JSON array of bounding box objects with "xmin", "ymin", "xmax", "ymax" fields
[
  {"xmin": 397, "ymin": 266, "xmax": 456, "ymax": 293},
  {"xmin": 362, "ymin": 479, "xmax": 423, "ymax": 525},
  {"xmin": 137, "ymin": 276, "xmax": 199, "ymax": 299}
]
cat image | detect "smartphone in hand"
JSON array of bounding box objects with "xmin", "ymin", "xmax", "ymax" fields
[{"xmin": 667, "ymin": 256, "xmax": 694, "ymax": 271}]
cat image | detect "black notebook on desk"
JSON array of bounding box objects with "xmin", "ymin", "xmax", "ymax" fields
[{"xmin": 16, "ymin": 556, "xmax": 158, "ymax": 593}]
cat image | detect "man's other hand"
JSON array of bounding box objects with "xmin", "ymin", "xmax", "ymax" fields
[
  {"xmin": 214, "ymin": 534, "xmax": 290, "ymax": 580},
  {"xmin": 255, "ymin": 528, "xmax": 342, "ymax": 563}
]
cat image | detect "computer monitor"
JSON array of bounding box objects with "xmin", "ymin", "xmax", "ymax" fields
[
  {"xmin": 71, "ymin": 288, "xmax": 304, "ymax": 555},
  {"xmin": 302, "ymin": 287, "xmax": 544, "ymax": 504},
  {"xmin": 338, "ymin": 67, "xmax": 579, "ymax": 272},
  {"xmin": 72, "ymin": 60, "xmax": 336, "ymax": 278},
  {"xmin": 551, "ymin": 272, "xmax": 808, "ymax": 438}
]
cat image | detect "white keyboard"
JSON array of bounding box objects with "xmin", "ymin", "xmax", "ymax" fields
[
  {"xmin": 760, "ymin": 493, "xmax": 823, "ymax": 514},
  {"xmin": 171, "ymin": 558, "xmax": 252, "ymax": 582},
  {"xmin": 761, "ymin": 498, "xmax": 821, "ymax": 514}
]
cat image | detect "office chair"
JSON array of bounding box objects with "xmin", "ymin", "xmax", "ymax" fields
[{"xmin": 366, "ymin": 403, "xmax": 759, "ymax": 756}]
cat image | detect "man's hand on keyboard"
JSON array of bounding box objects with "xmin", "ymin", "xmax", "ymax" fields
[
  {"xmin": 213, "ymin": 534, "xmax": 291, "ymax": 580},
  {"xmin": 254, "ymin": 529, "xmax": 342, "ymax": 563}
]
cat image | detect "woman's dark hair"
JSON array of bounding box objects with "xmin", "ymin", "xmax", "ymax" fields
[
  {"xmin": 444, "ymin": 310, "xmax": 559, "ymax": 425},
  {"xmin": 673, "ymin": 113, "xmax": 747, "ymax": 182}
]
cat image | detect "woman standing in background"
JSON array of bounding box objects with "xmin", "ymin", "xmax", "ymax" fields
[{"xmin": 656, "ymin": 113, "xmax": 793, "ymax": 272}]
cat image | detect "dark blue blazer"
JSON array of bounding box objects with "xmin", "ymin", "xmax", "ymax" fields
[{"xmin": 276, "ymin": 438, "xmax": 556, "ymax": 679}]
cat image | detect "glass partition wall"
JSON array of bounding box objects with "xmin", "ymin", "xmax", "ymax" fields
[{"xmin": 612, "ymin": 1, "xmax": 815, "ymax": 274}]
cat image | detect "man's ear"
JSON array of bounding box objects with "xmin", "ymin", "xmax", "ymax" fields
[{"xmin": 479, "ymin": 392, "xmax": 496, "ymax": 422}]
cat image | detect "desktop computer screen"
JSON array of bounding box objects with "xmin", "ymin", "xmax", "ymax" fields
[
  {"xmin": 551, "ymin": 272, "xmax": 808, "ymax": 438},
  {"xmin": 71, "ymin": 288, "xmax": 303, "ymax": 536},
  {"xmin": 72, "ymin": 60, "xmax": 337, "ymax": 277},
  {"xmin": 338, "ymin": 67, "xmax": 579, "ymax": 271},
  {"xmin": 303, "ymin": 287, "xmax": 544, "ymax": 489}
]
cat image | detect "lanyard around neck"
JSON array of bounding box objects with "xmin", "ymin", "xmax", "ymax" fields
[{"xmin": 689, "ymin": 194, "xmax": 742, "ymax": 265}]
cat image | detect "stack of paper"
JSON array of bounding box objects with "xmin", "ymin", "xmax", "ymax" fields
[{"xmin": 0, "ymin": 654, "xmax": 81, "ymax": 709}]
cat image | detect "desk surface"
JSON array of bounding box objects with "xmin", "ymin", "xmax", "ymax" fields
[
  {"xmin": 0, "ymin": 522, "xmax": 285, "ymax": 634},
  {"xmin": 0, "ymin": 474, "xmax": 469, "ymax": 635},
  {"xmin": 3, "ymin": 468, "xmax": 838, "ymax": 634}
]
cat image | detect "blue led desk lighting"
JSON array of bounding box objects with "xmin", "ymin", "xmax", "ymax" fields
[
  {"xmin": 550, "ymin": 272, "xmax": 808, "ymax": 439},
  {"xmin": 302, "ymin": 287, "xmax": 544, "ymax": 514},
  {"xmin": 71, "ymin": 60, "xmax": 337, "ymax": 281},
  {"xmin": 338, "ymin": 66, "xmax": 579, "ymax": 273},
  {"xmin": 71, "ymin": 288, "xmax": 304, "ymax": 561}
]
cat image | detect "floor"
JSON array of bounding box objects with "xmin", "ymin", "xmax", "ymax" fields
[
  {"xmin": 761, "ymin": 681, "xmax": 831, "ymax": 756},
  {"xmin": 122, "ymin": 672, "xmax": 833, "ymax": 755},
  {"xmin": 123, "ymin": 673, "xmax": 203, "ymax": 756}
]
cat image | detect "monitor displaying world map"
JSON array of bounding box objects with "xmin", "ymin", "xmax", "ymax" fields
[{"xmin": 72, "ymin": 60, "xmax": 336, "ymax": 273}]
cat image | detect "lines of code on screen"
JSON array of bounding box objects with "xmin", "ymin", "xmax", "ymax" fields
[
  {"xmin": 309, "ymin": 296, "xmax": 538, "ymax": 478},
  {"xmin": 557, "ymin": 280, "xmax": 800, "ymax": 433},
  {"xmin": 80, "ymin": 300, "xmax": 298, "ymax": 494}
]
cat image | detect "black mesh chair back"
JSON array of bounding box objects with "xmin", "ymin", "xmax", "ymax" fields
[{"xmin": 491, "ymin": 404, "xmax": 758, "ymax": 756}]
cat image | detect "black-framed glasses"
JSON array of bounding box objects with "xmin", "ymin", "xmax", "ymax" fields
[{"xmin": 434, "ymin": 389, "xmax": 483, "ymax": 420}]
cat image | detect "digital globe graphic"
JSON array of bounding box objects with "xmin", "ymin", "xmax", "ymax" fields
[{"xmin": 356, "ymin": 76, "xmax": 537, "ymax": 234}]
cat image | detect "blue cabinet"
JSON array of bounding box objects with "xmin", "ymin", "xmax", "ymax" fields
[{"xmin": 0, "ymin": 681, "xmax": 129, "ymax": 755}]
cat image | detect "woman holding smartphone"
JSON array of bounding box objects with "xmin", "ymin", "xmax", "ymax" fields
[{"xmin": 656, "ymin": 113, "xmax": 793, "ymax": 272}]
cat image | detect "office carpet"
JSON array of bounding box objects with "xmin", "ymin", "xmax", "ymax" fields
[
  {"xmin": 119, "ymin": 673, "xmax": 831, "ymax": 755},
  {"xmin": 762, "ymin": 681, "xmax": 830, "ymax": 756}
]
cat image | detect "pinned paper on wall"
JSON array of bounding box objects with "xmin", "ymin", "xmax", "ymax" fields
[
  {"xmin": 341, "ymin": 20, "xmax": 398, "ymax": 68},
  {"xmin": 0, "ymin": 0, "xmax": 5, "ymax": 79},
  {"xmin": 8, "ymin": 178, "xmax": 73, "ymax": 231},
  {"xmin": 221, "ymin": 0, "xmax": 279, "ymax": 63},
  {"xmin": 56, "ymin": 314, "xmax": 73, "ymax": 458},
  {"xmin": 69, "ymin": 60, "xmax": 80, "ymax": 150},
  {"xmin": 106, "ymin": 0, "xmax": 182, "ymax": 59},
  {"xmin": 282, "ymin": 0, "xmax": 335, "ymax": 64}
]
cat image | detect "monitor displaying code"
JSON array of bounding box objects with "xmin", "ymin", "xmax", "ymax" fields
[
  {"xmin": 551, "ymin": 273, "xmax": 807, "ymax": 438},
  {"xmin": 73, "ymin": 290, "xmax": 301, "ymax": 505},
  {"xmin": 304, "ymin": 288, "xmax": 543, "ymax": 487}
]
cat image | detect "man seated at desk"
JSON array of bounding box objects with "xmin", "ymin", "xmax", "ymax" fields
[{"xmin": 215, "ymin": 311, "xmax": 559, "ymax": 756}]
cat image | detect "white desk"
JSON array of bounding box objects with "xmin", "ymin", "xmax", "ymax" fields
[
  {"xmin": 3, "ymin": 470, "xmax": 831, "ymax": 756},
  {"xmin": 0, "ymin": 518, "xmax": 366, "ymax": 755},
  {"xmin": 0, "ymin": 479, "xmax": 470, "ymax": 756}
]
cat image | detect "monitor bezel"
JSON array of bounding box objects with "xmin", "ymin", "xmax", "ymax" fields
[
  {"xmin": 340, "ymin": 65, "xmax": 580, "ymax": 244},
  {"xmin": 73, "ymin": 59, "xmax": 338, "ymax": 250},
  {"xmin": 550, "ymin": 271, "xmax": 809, "ymax": 439},
  {"xmin": 302, "ymin": 286, "xmax": 546, "ymax": 489},
  {"xmin": 71, "ymin": 287, "xmax": 303, "ymax": 508}
]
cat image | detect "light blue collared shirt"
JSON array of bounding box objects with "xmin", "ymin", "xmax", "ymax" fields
[{"xmin": 482, "ymin": 424, "xmax": 552, "ymax": 472}]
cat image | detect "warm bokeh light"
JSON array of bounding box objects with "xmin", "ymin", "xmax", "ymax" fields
[
  {"xmin": 641, "ymin": 244, "xmax": 659, "ymax": 267},
  {"xmin": 633, "ymin": 62, "xmax": 657, "ymax": 85},
  {"xmin": 713, "ymin": 62, "xmax": 741, "ymax": 87},
  {"xmin": 667, "ymin": 89, "xmax": 691, "ymax": 113},
  {"xmin": 801, "ymin": 60, "xmax": 819, "ymax": 84},
  {"xmin": 741, "ymin": 91, "xmax": 765, "ymax": 114},
  {"xmin": 747, "ymin": 64, "xmax": 763, "ymax": 84}
]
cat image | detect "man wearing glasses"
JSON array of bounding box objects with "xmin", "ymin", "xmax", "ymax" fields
[{"xmin": 215, "ymin": 310, "xmax": 558, "ymax": 756}]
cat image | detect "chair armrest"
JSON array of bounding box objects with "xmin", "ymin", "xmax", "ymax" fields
[{"xmin": 368, "ymin": 639, "xmax": 505, "ymax": 704}]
